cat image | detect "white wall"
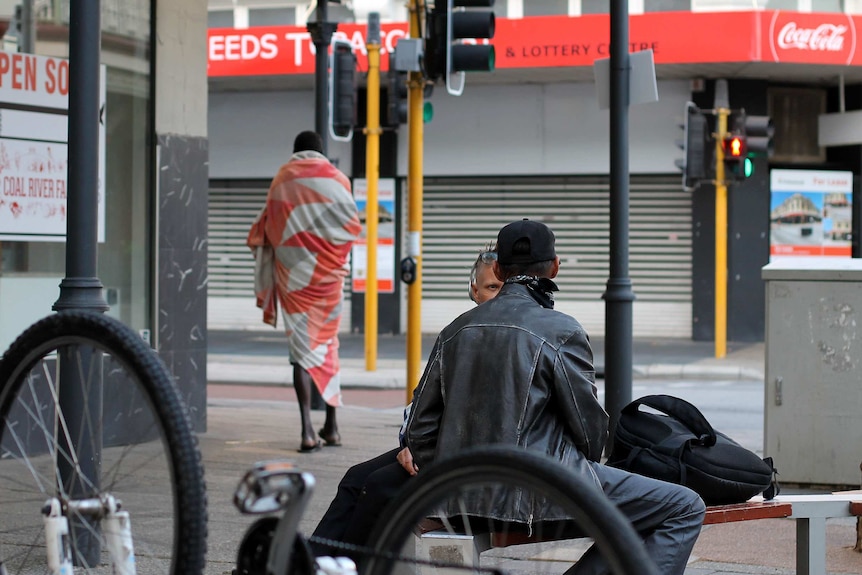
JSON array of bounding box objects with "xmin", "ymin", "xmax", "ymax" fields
[
  {"xmin": 208, "ymin": 80, "xmax": 691, "ymax": 179},
  {"xmin": 157, "ymin": 0, "xmax": 209, "ymax": 137},
  {"xmin": 415, "ymin": 80, "xmax": 691, "ymax": 176},
  {"xmin": 0, "ymin": 276, "xmax": 63, "ymax": 352},
  {"xmin": 208, "ymin": 90, "xmax": 353, "ymax": 178}
]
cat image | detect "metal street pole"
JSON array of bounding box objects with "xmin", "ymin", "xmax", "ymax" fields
[
  {"xmin": 54, "ymin": 0, "xmax": 107, "ymax": 565},
  {"xmin": 308, "ymin": 1, "xmax": 335, "ymax": 154},
  {"xmin": 603, "ymin": 0, "xmax": 635, "ymax": 449},
  {"xmin": 365, "ymin": 14, "xmax": 381, "ymax": 371},
  {"xmin": 713, "ymin": 80, "xmax": 730, "ymax": 359},
  {"xmin": 54, "ymin": 0, "xmax": 107, "ymax": 314},
  {"xmin": 406, "ymin": 0, "xmax": 424, "ymax": 402},
  {"xmin": 20, "ymin": 0, "xmax": 35, "ymax": 53}
]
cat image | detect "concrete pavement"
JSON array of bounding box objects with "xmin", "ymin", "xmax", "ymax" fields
[
  {"xmin": 200, "ymin": 332, "xmax": 862, "ymax": 575},
  {"xmin": 206, "ymin": 330, "xmax": 767, "ymax": 388}
]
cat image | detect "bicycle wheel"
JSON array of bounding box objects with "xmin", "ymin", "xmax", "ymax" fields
[
  {"xmin": 0, "ymin": 310, "xmax": 207, "ymax": 574},
  {"xmin": 363, "ymin": 446, "xmax": 658, "ymax": 575}
]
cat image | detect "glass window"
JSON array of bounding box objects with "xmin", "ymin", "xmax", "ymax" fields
[
  {"xmin": 249, "ymin": 8, "xmax": 295, "ymax": 27},
  {"xmin": 208, "ymin": 10, "xmax": 234, "ymax": 28},
  {"xmin": 308, "ymin": 4, "xmax": 354, "ymax": 23},
  {"xmin": 0, "ymin": 0, "xmax": 152, "ymax": 339},
  {"xmin": 493, "ymin": 2, "xmax": 507, "ymax": 18},
  {"xmin": 764, "ymin": 0, "xmax": 799, "ymax": 8},
  {"xmin": 524, "ymin": 0, "xmax": 567, "ymax": 16},
  {"xmin": 101, "ymin": 65, "xmax": 152, "ymax": 331},
  {"xmin": 329, "ymin": 4, "xmax": 355, "ymax": 23},
  {"xmin": 582, "ymin": 1, "xmax": 610, "ymax": 14},
  {"xmin": 645, "ymin": 0, "xmax": 691, "ymax": 11},
  {"xmin": 811, "ymin": 0, "xmax": 843, "ymax": 10}
]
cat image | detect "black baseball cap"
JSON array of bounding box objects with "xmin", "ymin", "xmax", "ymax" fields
[{"xmin": 496, "ymin": 219, "xmax": 556, "ymax": 265}]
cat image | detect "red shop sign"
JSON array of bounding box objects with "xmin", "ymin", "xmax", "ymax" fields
[
  {"xmin": 207, "ymin": 23, "xmax": 409, "ymax": 76},
  {"xmin": 207, "ymin": 11, "xmax": 862, "ymax": 77},
  {"xmin": 765, "ymin": 10, "xmax": 857, "ymax": 65}
]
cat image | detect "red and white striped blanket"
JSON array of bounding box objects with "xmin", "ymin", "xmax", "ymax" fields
[{"xmin": 247, "ymin": 151, "xmax": 361, "ymax": 406}]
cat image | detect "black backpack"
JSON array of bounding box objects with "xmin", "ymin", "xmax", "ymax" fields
[{"xmin": 606, "ymin": 394, "xmax": 779, "ymax": 506}]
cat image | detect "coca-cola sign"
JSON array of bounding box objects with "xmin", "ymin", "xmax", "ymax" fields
[
  {"xmin": 769, "ymin": 11, "xmax": 856, "ymax": 65},
  {"xmin": 778, "ymin": 23, "xmax": 846, "ymax": 51}
]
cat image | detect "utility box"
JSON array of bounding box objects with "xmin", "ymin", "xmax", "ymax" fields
[{"xmin": 763, "ymin": 259, "xmax": 862, "ymax": 486}]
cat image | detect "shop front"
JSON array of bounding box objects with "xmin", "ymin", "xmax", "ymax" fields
[
  {"xmin": 0, "ymin": 0, "xmax": 209, "ymax": 426},
  {"xmin": 207, "ymin": 9, "xmax": 862, "ymax": 341}
]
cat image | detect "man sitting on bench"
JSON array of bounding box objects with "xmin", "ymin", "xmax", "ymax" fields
[
  {"xmin": 309, "ymin": 246, "xmax": 502, "ymax": 557},
  {"xmin": 403, "ymin": 219, "xmax": 706, "ymax": 575}
]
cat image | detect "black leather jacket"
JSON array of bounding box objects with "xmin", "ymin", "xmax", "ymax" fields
[{"xmin": 404, "ymin": 281, "xmax": 608, "ymax": 522}]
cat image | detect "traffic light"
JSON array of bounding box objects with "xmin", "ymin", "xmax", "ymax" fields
[
  {"xmin": 724, "ymin": 111, "xmax": 773, "ymax": 180},
  {"xmin": 426, "ymin": 0, "xmax": 496, "ymax": 95},
  {"xmin": 386, "ymin": 70, "xmax": 408, "ymax": 126},
  {"xmin": 675, "ymin": 102, "xmax": 710, "ymax": 190},
  {"xmin": 329, "ymin": 39, "xmax": 356, "ymax": 141},
  {"xmin": 386, "ymin": 40, "xmax": 434, "ymax": 127},
  {"xmin": 741, "ymin": 113, "xmax": 774, "ymax": 158},
  {"xmin": 722, "ymin": 133, "xmax": 747, "ymax": 179}
]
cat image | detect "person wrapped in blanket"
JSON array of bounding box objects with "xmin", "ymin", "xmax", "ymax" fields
[
  {"xmin": 309, "ymin": 247, "xmax": 501, "ymax": 554},
  {"xmin": 247, "ymin": 131, "xmax": 361, "ymax": 453}
]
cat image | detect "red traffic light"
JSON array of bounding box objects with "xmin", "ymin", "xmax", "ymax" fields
[{"xmin": 724, "ymin": 135, "xmax": 746, "ymax": 158}]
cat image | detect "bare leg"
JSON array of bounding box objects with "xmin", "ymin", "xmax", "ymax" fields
[
  {"xmin": 310, "ymin": 384, "xmax": 326, "ymax": 411},
  {"xmin": 319, "ymin": 405, "xmax": 340, "ymax": 446},
  {"xmin": 293, "ymin": 365, "xmax": 318, "ymax": 451}
]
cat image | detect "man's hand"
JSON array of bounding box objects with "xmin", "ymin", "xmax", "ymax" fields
[{"xmin": 397, "ymin": 447, "xmax": 419, "ymax": 476}]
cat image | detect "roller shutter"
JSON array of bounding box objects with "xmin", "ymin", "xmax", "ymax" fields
[
  {"xmin": 209, "ymin": 175, "xmax": 692, "ymax": 335},
  {"xmin": 207, "ymin": 181, "xmax": 268, "ymax": 298},
  {"xmin": 421, "ymin": 175, "xmax": 691, "ymax": 335}
]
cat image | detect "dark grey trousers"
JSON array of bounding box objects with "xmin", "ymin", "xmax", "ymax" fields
[{"xmin": 567, "ymin": 462, "xmax": 706, "ymax": 575}]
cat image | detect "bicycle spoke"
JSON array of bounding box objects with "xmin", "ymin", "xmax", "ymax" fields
[
  {"xmin": 2, "ymin": 416, "xmax": 50, "ymax": 494},
  {"xmin": 0, "ymin": 311, "xmax": 206, "ymax": 575},
  {"xmin": 362, "ymin": 447, "xmax": 658, "ymax": 575}
]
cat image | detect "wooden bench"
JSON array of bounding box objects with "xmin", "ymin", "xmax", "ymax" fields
[
  {"xmin": 852, "ymin": 501, "xmax": 862, "ymax": 552},
  {"xmin": 417, "ymin": 495, "xmax": 862, "ymax": 575}
]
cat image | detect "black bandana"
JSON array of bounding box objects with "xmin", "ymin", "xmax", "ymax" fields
[{"xmin": 504, "ymin": 275, "xmax": 559, "ymax": 309}]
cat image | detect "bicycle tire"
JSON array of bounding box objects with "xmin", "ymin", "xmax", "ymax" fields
[
  {"xmin": 0, "ymin": 310, "xmax": 207, "ymax": 574},
  {"xmin": 363, "ymin": 446, "xmax": 658, "ymax": 575}
]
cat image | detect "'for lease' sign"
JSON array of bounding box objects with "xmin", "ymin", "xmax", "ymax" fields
[{"xmin": 0, "ymin": 50, "xmax": 105, "ymax": 242}]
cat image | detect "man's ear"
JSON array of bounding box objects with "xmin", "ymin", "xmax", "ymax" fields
[
  {"xmin": 493, "ymin": 261, "xmax": 505, "ymax": 282},
  {"xmin": 469, "ymin": 283, "xmax": 479, "ymax": 304},
  {"xmin": 549, "ymin": 257, "xmax": 560, "ymax": 279}
]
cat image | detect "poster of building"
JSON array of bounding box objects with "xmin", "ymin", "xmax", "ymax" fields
[
  {"xmin": 769, "ymin": 169, "xmax": 853, "ymax": 261},
  {"xmin": 351, "ymin": 178, "xmax": 395, "ymax": 293},
  {"xmin": 0, "ymin": 50, "xmax": 106, "ymax": 242}
]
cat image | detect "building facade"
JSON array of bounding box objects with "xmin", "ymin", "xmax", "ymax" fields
[
  {"xmin": 0, "ymin": 0, "xmax": 209, "ymax": 428},
  {"xmin": 207, "ymin": 0, "xmax": 862, "ymax": 342}
]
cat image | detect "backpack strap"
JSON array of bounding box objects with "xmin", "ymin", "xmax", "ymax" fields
[
  {"xmin": 761, "ymin": 456, "xmax": 781, "ymax": 500},
  {"xmin": 623, "ymin": 395, "xmax": 717, "ymax": 447},
  {"xmin": 623, "ymin": 440, "xmax": 692, "ymax": 486}
]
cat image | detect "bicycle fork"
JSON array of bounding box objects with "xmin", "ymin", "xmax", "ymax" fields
[
  {"xmin": 234, "ymin": 460, "xmax": 357, "ymax": 575},
  {"xmin": 42, "ymin": 494, "xmax": 136, "ymax": 575}
]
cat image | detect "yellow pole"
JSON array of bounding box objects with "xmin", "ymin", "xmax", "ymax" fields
[
  {"xmin": 406, "ymin": 0, "xmax": 424, "ymax": 402},
  {"xmin": 364, "ymin": 31, "xmax": 381, "ymax": 371},
  {"xmin": 714, "ymin": 108, "xmax": 728, "ymax": 359}
]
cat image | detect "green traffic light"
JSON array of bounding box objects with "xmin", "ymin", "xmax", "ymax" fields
[
  {"xmin": 744, "ymin": 157, "xmax": 754, "ymax": 178},
  {"xmin": 423, "ymin": 102, "xmax": 434, "ymax": 124}
]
